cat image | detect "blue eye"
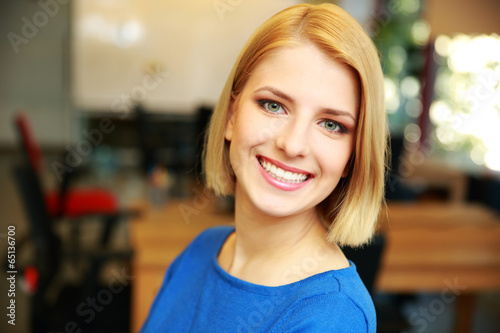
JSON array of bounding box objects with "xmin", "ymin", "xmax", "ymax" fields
[
  {"xmin": 319, "ymin": 120, "xmax": 347, "ymax": 133},
  {"xmin": 259, "ymin": 100, "xmax": 284, "ymax": 114}
]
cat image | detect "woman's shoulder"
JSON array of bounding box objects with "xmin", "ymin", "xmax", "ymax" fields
[
  {"xmin": 276, "ymin": 289, "xmax": 375, "ymax": 332},
  {"xmin": 176, "ymin": 225, "xmax": 235, "ymax": 262},
  {"xmin": 190, "ymin": 225, "xmax": 235, "ymax": 248},
  {"xmin": 277, "ymin": 264, "xmax": 376, "ymax": 332},
  {"xmin": 292, "ymin": 263, "xmax": 373, "ymax": 302}
]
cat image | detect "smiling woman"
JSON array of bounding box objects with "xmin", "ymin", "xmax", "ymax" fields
[
  {"xmin": 141, "ymin": 3, "xmax": 387, "ymax": 332},
  {"xmin": 206, "ymin": 3, "xmax": 387, "ymax": 247}
]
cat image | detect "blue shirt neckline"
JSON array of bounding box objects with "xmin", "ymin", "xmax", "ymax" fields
[{"xmin": 211, "ymin": 226, "xmax": 357, "ymax": 296}]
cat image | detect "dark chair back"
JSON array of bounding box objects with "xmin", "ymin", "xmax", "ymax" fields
[
  {"xmin": 467, "ymin": 175, "xmax": 500, "ymax": 215},
  {"xmin": 341, "ymin": 233, "xmax": 386, "ymax": 294},
  {"xmin": 14, "ymin": 110, "xmax": 71, "ymax": 216},
  {"xmin": 14, "ymin": 110, "xmax": 44, "ymax": 173},
  {"xmin": 13, "ymin": 165, "xmax": 62, "ymax": 287}
]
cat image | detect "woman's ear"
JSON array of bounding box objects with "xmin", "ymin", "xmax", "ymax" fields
[{"xmin": 225, "ymin": 93, "xmax": 237, "ymax": 141}]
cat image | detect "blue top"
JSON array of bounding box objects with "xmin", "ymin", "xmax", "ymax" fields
[{"xmin": 141, "ymin": 226, "xmax": 376, "ymax": 332}]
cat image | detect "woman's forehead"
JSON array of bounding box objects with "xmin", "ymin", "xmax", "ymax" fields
[{"xmin": 241, "ymin": 42, "xmax": 360, "ymax": 115}]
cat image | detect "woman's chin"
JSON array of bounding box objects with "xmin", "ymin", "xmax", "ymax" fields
[{"xmin": 247, "ymin": 197, "xmax": 315, "ymax": 220}]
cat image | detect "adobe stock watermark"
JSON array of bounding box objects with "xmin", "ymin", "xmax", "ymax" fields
[
  {"xmin": 110, "ymin": 65, "xmax": 170, "ymax": 120},
  {"xmin": 404, "ymin": 277, "xmax": 467, "ymax": 333},
  {"xmin": 7, "ymin": 0, "xmax": 69, "ymax": 54},
  {"xmin": 235, "ymin": 295, "xmax": 287, "ymax": 333},
  {"xmin": 50, "ymin": 67, "xmax": 169, "ymax": 182},
  {"xmin": 179, "ymin": 186, "xmax": 217, "ymax": 223},
  {"xmin": 364, "ymin": 0, "xmax": 407, "ymax": 37},
  {"xmin": 467, "ymin": 69, "xmax": 500, "ymax": 112},
  {"xmin": 282, "ymin": 244, "xmax": 330, "ymax": 282},
  {"xmin": 64, "ymin": 267, "xmax": 134, "ymax": 333},
  {"xmin": 212, "ymin": 0, "xmax": 244, "ymax": 21}
]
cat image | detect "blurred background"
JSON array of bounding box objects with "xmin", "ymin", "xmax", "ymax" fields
[{"xmin": 0, "ymin": 0, "xmax": 499, "ymax": 332}]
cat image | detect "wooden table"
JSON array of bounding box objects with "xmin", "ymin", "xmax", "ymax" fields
[
  {"xmin": 376, "ymin": 203, "xmax": 500, "ymax": 333},
  {"xmin": 130, "ymin": 200, "xmax": 500, "ymax": 333},
  {"xmin": 377, "ymin": 203, "xmax": 500, "ymax": 291}
]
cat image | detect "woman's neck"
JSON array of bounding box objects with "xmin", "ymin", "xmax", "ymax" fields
[
  {"xmin": 234, "ymin": 197, "xmax": 324, "ymax": 257},
  {"xmin": 218, "ymin": 190, "xmax": 349, "ymax": 286}
]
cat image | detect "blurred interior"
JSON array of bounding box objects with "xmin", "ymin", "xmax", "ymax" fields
[{"xmin": 1, "ymin": 0, "xmax": 499, "ymax": 332}]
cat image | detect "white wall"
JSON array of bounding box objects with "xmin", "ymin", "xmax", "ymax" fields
[
  {"xmin": 0, "ymin": 0, "xmax": 73, "ymax": 147},
  {"xmin": 71, "ymin": 0, "xmax": 300, "ymax": 115}
]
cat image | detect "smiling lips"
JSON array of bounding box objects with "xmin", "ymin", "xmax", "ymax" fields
[{"xmin": 257, "ymin": 156, "xmax": 313, "ymax": 191}]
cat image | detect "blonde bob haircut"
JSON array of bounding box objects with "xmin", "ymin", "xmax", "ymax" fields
[{"xmin": 203, "ymin": 3, "xmax": 388, "ymax": 247}]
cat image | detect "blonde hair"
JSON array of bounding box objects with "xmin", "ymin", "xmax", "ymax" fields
[{"xmin": 203, "ymin": 3, "xmax": 387, "ymax": 246}]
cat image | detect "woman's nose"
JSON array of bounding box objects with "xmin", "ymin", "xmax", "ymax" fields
[{"xmin": 274, "ymin": 118, "xmax": 311, "ymax": 158}]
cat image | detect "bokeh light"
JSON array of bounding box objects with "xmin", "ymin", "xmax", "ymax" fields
[
  {"xmin": 388, "ymin": 46, "xmax": 407, "ymax": 74},
  {"xmin": 400, "ymin": 76, "xmax": 421, "ymax": 98},
  {"xmin": 435, "ymin": 35, "xmax": 451, "ymax": 57},
  {"xmin": 405, "ymin": 98, "xmax": 423, "ymax": 118},
  {"xmin": 404, "ymin": 123, "xmax": 421, "ymax": 143},
  {"xmin": 384, "ymin": 77, "xmax": 401, "ymax": 113},
  {"xmin": 411, "ymin": 20, "xmax": 430, "ymax": 46},
  {"xmin": 80, "ymin": 14, "xmax": 143, "ymax": 47},
  {"xmin": 433, "ymin": 34, "xmax": 500, "ymax": 171}
]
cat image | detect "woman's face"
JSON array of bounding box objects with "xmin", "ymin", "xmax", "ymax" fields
[{"xmin": 225, "ymin": 41, "xmax": 359, "ymax": 219}]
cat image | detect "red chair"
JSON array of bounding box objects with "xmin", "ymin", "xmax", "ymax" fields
[
  {"xmin": 14, "ymin": 110, "xmax": 126, "ymax": 246},
  {"xmin": 13, "ymin": 163, "xmax": 133, "ymax": 332},
  {"xmin": 13, "ymin": 110, "xmax": 136, "ymax": 331}
]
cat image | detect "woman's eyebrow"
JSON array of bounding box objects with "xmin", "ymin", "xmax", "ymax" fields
[
  {"xmin": 322, "ymin": 109, "xmax": 357, "ymax": 122},
  {"xmin": 254, "ymin": 86, "xmax": 294, "ymax": 104},
  {"xmin": 254, "ymin": 86, "xmax": 357, "ymax": 122}
]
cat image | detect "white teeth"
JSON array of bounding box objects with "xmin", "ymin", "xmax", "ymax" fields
[
  {"xmin": 271, "ymin": 164, "xmax": 277, "ymax": 174},
  {"xmin": 259, "ymin": 158, "xmax": 309, "ymax": 184},
  {"xmin": 276, "ymin": 168, "xmax": 284, "ymax": 178}
]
